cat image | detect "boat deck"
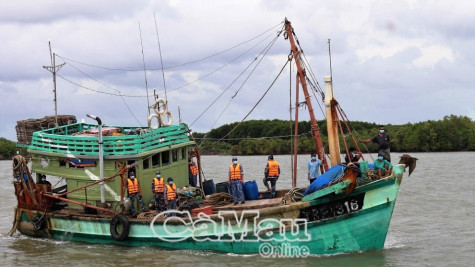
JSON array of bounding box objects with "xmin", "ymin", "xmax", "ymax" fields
[{"xmin": 213, "ymin": 197, "xmax": 283, "ymax": 211}]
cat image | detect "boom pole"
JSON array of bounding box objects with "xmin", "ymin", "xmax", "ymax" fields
[{"xmin": 284, "ymin": 18, "xmax": 329, "ymax": 172}]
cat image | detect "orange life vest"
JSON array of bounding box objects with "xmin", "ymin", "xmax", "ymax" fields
[
  {"xmin": 166, "ymin": 184, "xmax": 177, "ymax": 200},
  {"xmin": 189, "ymin": 163, "xmax": 198, "ymax": 176},
  {"xmin": 267, "ymin": 160, "xmax": 280, "ymax": 177},
  {"xmin": 153, "ymin": 177, "xmax": 164, "ymax": 193},
  {"xmin": 229, "ymin": 164, "xmax": 242, "ymax": 180},
  {"xmin": 127, "ymin": 178, "xmax": 139, "ymax": 194}
]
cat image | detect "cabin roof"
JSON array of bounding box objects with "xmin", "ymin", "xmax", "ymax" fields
[{"xmin": 27, "ymin": 123, "xmax": 192, "ymax": 157}]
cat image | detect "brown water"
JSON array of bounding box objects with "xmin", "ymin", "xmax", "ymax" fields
[{"xmin": 1, "ymin": 152, "xmax": 474, "ymax": 266}]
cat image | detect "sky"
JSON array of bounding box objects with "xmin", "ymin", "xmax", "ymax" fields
[{"xmin": 1, "ymin": 0, "xmax": 474, "ymax": 142}]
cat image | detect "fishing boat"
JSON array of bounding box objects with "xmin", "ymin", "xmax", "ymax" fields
[{"xmin": 9, "ymin": 18, "xmax": 417, "ymax": 256}]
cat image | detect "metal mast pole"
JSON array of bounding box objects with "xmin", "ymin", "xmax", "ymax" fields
[
  {"xmin": 87, "ymin": 114, "xmax": 105, "ymax": 205},
  {"xmin": 284, "ymin": 18, "xmax": 329, "ymax": 172},
  {"xmin": 43, "ymin": 42, "xmax": 65, "ymax": 127}
]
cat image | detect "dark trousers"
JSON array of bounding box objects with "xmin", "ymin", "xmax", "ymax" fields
[
  {"xmin": 129, "ymin": 193, "xmax": 146, "ymax": 214},
  {"xmin": 263, "ymin": 177, "xmax": 277, "ymax": 196},
  {"xmin": 167, "ymin": 199, "xmax": 177, "ymax": 217},
  {"xmin": 154, "ymin": 193, "xmax": 165, "ymax": 211},
  {"xmin": 189, "ymin": 174, "xmax": 197, "ymax": 187},
  {"xmin": 230, "ymin": 180, "xmax": 245, "ymax": 204}
]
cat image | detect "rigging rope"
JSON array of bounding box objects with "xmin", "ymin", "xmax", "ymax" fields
[
  {"xmin": 138, "ymin": 22, "xmax": 151, "ymax": 117},
  {"xmin": 193, "ymin": 26, "xmax": 285, "ymax": 147},
  {"xmin": 63, "ymin": 61, "xmax": 141, "ymax": 125},
  {"xmin": 154, "ymin": 13, "xmax": 168, "ymax": 102},
  {"xmin": 218, "ymin": 58, "xmax": 291, "ymax": 142},
  {"xmin": 55, "ymin": 22, "xmax": 284, "ymax": 72},
  {"xmin": 55, "ymin": 30, "xmax": 276, "ymax": 99}
]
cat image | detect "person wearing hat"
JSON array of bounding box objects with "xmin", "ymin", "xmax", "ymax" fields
[
  {"xmin": 307, "ymin": 152, "xmax": 321, "ymax": 184},
  {"xmin": 127, "ymin": 172, "xmax": 146, "ymax": 215},
  {"xmin": 228, "ymin": 156, "xmax": 245, "ymax": 205},
  {"xmin": 151, "ymin": 170, "xmax": 165, "ymax": 211},
  {"xmin": 164, "ymin": 177, "xmax": 178, "ymax": 216},
  {"xmin": 263, "ymin": 155, "xmax": 280, "ymax": 197},
  {"xmin": 360, "ymin": 125, "xmax": 391, "ymax": 162},
  {"xmin": 374, "ymin": 152, "xmax": 393, "ymax": 179}
]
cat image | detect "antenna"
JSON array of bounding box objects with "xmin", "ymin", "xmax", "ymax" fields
[
  {"xmin": 43, "ymin": 41, "xmax": 65, "ymax": 127},
  {"xmin": 154, "ymin": 13, "xmax": 168, "ymax": 102},
  {"xmin": 138, "ymin": 22, "xmax": 151, "ymax": 117}
]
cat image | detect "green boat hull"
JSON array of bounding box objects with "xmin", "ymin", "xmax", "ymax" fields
[{"xmin": 16, "ymin": 165, "xmax": 405, "ymax": 256}]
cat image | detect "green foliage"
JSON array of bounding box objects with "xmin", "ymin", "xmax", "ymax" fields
[
  {"xmin": 0, "ymin": 138, "xmax": 18, "ymax": 159},
  {"xmin": 196, "ymin": 115, "xmax": 475, "ymax": 155}
]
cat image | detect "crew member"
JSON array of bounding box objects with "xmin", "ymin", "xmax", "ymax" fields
[
  {"xmin": 345, "ymin": 147, "xmax": 362, "ymax": 166},
  {"xmin": 263, "ymin": 155, "xmax": 280, "ymax": 197},
  {"xmin": 307, "ymin": 153, "xmax": 321, "ymax": 184},
  {"xmin": 38, "ymin": 174, "xmax": 51, "ymax": 185},
  {"xmin": 228, "ymin": 156, "xmax": 245, "ymax": 205},
  {"xmin": 127, "ymin": 172, "xmax": 146, "ymax": 215},
  {"xmin": 374, "ymin": 153, "xmax": 393, "ymax": 179},
  {"xmin": 188, "ymin": 158, "xmax": 198, "ymax": 187},
  {"xmin": 164, "ymin": 177, "xmax": 178, "ymax": 217},
  {"xmin": 152, "ymin": 170, "xmax": 165, "ymax": 212},
  {"xmin": 360, "ymin": 125, "xmax": 391, "ymax": 162}
]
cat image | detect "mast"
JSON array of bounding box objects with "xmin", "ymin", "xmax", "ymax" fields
[
  {"xmin": 324, "ymin": 76, "xmax": 341, "ymax": 166},
  {"xmin": 43, "ymin": 41, "xmax": 65, "ymax": 127},
  {"xmin": 292, "ymin": 76, "xmax": 300, "ymax": 188},
  {"xmin": 284, "ymin": 18, "xmax": 329, "ymax": 172}
]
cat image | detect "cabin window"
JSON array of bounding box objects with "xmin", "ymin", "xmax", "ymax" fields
[
  {"xmin": 180, "ymin": 148, "xmax": 186, "ymax": 160},
  {"xmin": 143, "ymin": 158, "xmax": 150, "ymax": 169},
  {"xmin": 152, "ymin": 153, "xmax": 160, "ymax": 167},
  {"xmin": 162, "ymin": 151, "xmax": 169, "ymax": 165},
  {"xmin": 59, "ymin": 158, "xmax": 67, "ymax": 167},
  {"xmin": 172, "ymin": 149, "xmax": 178, "ymax": 162}
]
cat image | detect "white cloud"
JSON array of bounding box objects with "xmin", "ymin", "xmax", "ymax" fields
[{"xmin": 0, "ymin": 0, "xmax": 474, "ymax": 141}]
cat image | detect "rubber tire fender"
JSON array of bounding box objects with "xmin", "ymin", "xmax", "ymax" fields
[{"xmin": 110, "ymin": 214, "xmax": 130, "ymax": 241}]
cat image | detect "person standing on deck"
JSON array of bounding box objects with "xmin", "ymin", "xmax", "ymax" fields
[
  {"xmin": 263, "ymin": 155, "xmax": 280, "ymax": 197},
  {"xmin": 127, "ymin": 172, "xmax": 146, "ymax": 215},
  {"xmin": 360, "ymin": 125, "xmax": 391, "ymax": 162},
  {"xmin": 164, "ymin": 177, "xmax": 178, "ymax": 217},
  {"xmin": 307, "ymin": 153, "xmax": 321, "ymax": 184},
  {"xmin": 228, "ymin": 156, "xmax": 245, "ymax": 205},
  {"xmin": 152, "ymin": 170, "xmax": 165, "ymax": 212},
  {"xmin": 188, "ymin": 158, "xmax": 198, "ymax": 187}
]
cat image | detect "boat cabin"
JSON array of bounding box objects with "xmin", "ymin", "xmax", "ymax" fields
[{"xmin": 27, "ymin": 122, "xmax": 195, "ymax": 209}]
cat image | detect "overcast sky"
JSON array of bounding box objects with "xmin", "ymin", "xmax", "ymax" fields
[{"xmin": 1, "ymin": 0, "xmax": 474, "ymax": 141}]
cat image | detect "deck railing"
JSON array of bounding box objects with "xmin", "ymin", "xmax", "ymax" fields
[{"xmin": 28, "ymin": 123, "xmax": 192, "ymax": 156}]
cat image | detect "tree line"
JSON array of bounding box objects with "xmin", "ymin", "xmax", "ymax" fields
[
  {"xmin": 193, "ymin": 115, "xmax": 475, "ymax": 155},
  {"xmin": 1, "ymin": 115, "xmax": 473, "ymax": 159}
]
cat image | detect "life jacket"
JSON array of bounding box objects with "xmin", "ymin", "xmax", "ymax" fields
[
  {"xmin": 229, "ymin": 164, "xmax": 242, "ymax": 180},
  {"xmin": 189, "ymin": 162, "xmax": 198, "ymax": 176},
  {"xmin": 153, "ymin": 177, "xmax": 164, "ymax": 193},
  {"xmin": 127, "ymin": 178, "xmax": 139, "ymax": 194},
  {"xmin": 166, "ymin": 183, "xmax": 177, "ymax": 200},
  {"xmin": 267, "ymin": 160, "xmax": 280, "ymax": 177}
]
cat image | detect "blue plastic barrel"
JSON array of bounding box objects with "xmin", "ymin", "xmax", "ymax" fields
[
  {"xmin": 215, "ymin": 182, "xmax": 229, "ymax": 194},
  {"xmin": 244, "ymin": 180, "xmax": 259, "ymax": 200},
  {"xmin": 202, "ymin": 179, "xmax": 216, "ymax": 195}
]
